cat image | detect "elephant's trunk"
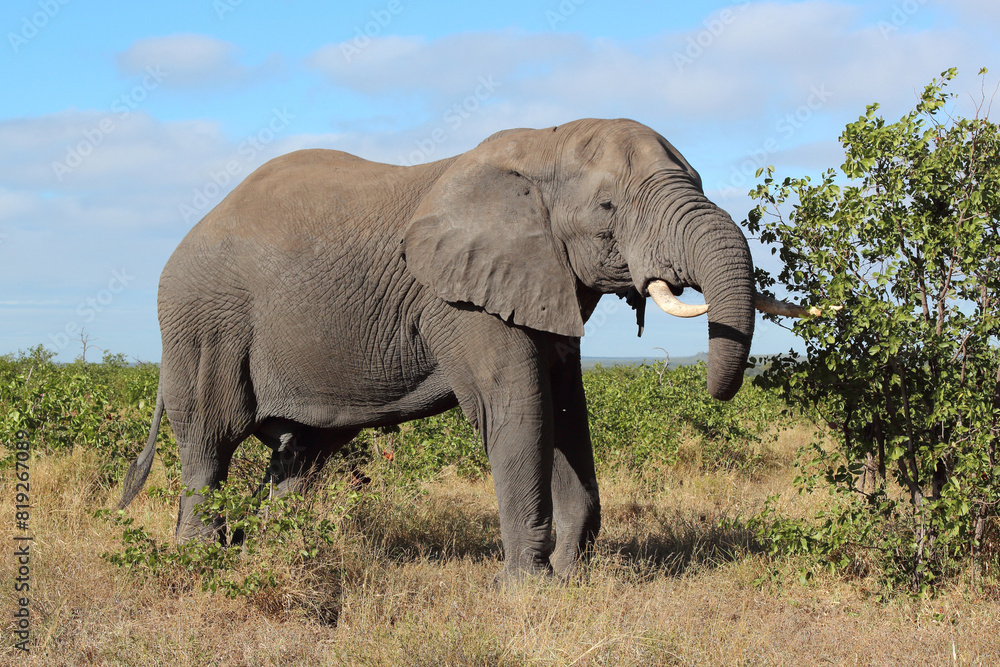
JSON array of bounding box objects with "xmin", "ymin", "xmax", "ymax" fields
[
  {"xmin": 624, "ymin": 172, "xmax": 756, "ymax": 400},
  {"xmin": 627, "ymin": 193, "xmax": 755, "ymax": 400},
  {"xmin": 687, "ymin": 215, "xmax": 756, "ymax": 400}
]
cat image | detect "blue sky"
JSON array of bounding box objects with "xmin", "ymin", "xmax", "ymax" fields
[{"xmin": 2, "ymin": 0, "xmax": 998, "ymax": 362}]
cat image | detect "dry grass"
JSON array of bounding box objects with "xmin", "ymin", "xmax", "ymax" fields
[{"xmin": 4, "ymin": 425, "xmax": 1000, "ymax": 666}]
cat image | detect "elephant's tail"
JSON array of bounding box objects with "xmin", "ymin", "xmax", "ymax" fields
[{"xmin": 116, "ymin": 384, "xmax": 164, "ymax": 510}]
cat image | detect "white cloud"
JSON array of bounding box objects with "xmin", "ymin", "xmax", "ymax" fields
[
  {"xmin": 307, "ymin": 30, "xmax": 580, "ymax": 98},
  {"xmin": 301, "ymin": 3, "xmax": 982, "ymax": 167},
  {"xmin": 4, "ymin": 5, "xmax": 990, "ymax": 237},
  {"xmin": 0, "ymin": 188, "xmax": 38, "ymax": 223},
  {"xmin": 0, "ymin": 111, "xmax": 230, "ymax": 195},
  {"xmin": 116, "ymin": 34, "xmax": 284, "ymax": 90},
  {"xmin": 947, "ymin": 0, "xmax": 1000, "ymax": 26}
]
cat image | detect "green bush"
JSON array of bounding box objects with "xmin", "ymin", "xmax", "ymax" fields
[
  {"xmin": 99, "ymin": 483, "xmax": 343, "ymax": 598},
  {"xmin": 0, "ymin": 346, "xmax": 165, "ymax": 483},
  {"xmin": 382, "ymin": 410, "xmax": 488, "ymax": 481},
  {"xmin": 346, "ymin": 362, "xmax": 786, "ymax": 481},
  {"xmin": 1, "ymin": 346, "xmax": 786, "ymax": 483},
  {"xmin": 745, "ymin": 68, "xmax": 1000, "ymax": 593},
  {"xmin": 584, "ymin": 362, "xmax": 784, "ymax": 473}
]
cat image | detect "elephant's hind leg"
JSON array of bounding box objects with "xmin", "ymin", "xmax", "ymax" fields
[
  {"xmin": 163, "ymin": 345, "xmax": 256, "ymax": 543},
  {"xmin": 172, "ymin": 417, "xmax": 251, "ymax": 543},
  {"xmin": 254, "ymin": 420, "xmax": 359, "ymax": 497}
]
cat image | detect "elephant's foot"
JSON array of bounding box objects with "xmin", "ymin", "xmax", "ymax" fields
[
  {"xmin": 175, "ymin": 518, "xmax": 225, "ymax": 544},
  {"xmin": 549, "ymin": 551, "xmax": 582, "ymax": 580},
  {"xmin": 549, "ymin": 532, "xmax": 597, "ymax": 580},
  {"xmin": 175, "ymin": 497, "xmax": 226, "ymax": 544},
  {"xmin": 493, "ymin": 542, "xmax": 554, "ymax": 585},
  {"xmin": 493, "ymin": 558, "xmax": 553, "ymax": 588},
  {"xmin": 550, "ymin": 527, "xmax": 599, "ymax": 578}
]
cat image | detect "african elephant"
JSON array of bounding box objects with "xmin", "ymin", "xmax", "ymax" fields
[{"xmin": 118, "ymin": 118, "xmax": 805, "ymax": 579}]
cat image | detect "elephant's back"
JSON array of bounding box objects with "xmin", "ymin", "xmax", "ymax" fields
[
  {"xmin": 162, "ymin": 149, "xmax": 453, "ymax": 290},
  {"xmin": 189, "ymin": 149, "xmax": 437, "ymax": 246}
]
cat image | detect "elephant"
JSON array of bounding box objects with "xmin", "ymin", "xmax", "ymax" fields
[{"xmin": 118, "ymin": 118, "xmax": 807, "ymax": 579}]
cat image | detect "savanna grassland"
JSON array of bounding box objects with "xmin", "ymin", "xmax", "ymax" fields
[{"xmin": 2, "ymin": 348, "xmax": 999, "ymax": 666}]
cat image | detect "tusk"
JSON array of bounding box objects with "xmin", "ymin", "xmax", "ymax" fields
[
  {"xmin": 754, "ymin": 292, "xmax": 843, "ymax": 317},
  {"xmin": 648, "ymin": 280, "xmax": 709, "ymax": 318}
]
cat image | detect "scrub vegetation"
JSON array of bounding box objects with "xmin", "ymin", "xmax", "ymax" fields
[{"xmin": 2, "ymin": 350, "xmax": 998, "ymax": 665}]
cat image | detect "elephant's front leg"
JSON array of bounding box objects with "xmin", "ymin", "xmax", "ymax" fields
[
  {"xmin": 484, "ymin": 387, "xmax": 556, "ymax": 578},
  {"xmin": 431, "ymin": 314, "xmax": 557, "ymax": 579},
  {"xmin": 548, "ymin": 340, "xmax": 601, "ymax": 576}
]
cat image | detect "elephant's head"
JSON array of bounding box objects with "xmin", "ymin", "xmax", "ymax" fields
[{"xmin": 403, "ymin": 118, "xmax": 800, "ymax": 400}]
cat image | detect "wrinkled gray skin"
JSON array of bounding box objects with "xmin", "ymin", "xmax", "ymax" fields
[{"xmin": 119, "ymin": 118, "xmax": 757, "ymax": 579}]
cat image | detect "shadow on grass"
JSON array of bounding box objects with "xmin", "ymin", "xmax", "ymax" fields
[
  {"xmin": 598, "ymin": 509, "xmax": 766, "ymax": 580},
  {"xmin": 337, "ymin": 486, "xmax": 505, "ymax": 566},
  {"xmin": 147, "ymin": 465, "xmax": 770, "ymax": 626},
  {"xmin": 340, "ymin": 488, "xmax": 762, "ymax": 579},
  {"xmin": 240, "ymin": 496, "xmax": 766, "ymax": 627}
]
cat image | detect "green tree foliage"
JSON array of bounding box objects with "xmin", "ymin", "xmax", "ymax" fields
[
  {"xmin": 745, "ymin": 68, "xmax": 1000, "ymax": 592},
  {"xmin": 0, "ymin": 346, "xmax": 165, "ymax": 482}
]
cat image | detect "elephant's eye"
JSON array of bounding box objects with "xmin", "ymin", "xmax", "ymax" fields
[{"xmin": 599, "ymin": 200, "xmax": 615, "ymax": 211}]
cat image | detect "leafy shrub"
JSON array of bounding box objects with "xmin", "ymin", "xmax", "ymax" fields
[
  {"xmin": 585, "ymin": 362, "xmax": 784, "ymax": 473},
  {"xmin": 371, "ymin": 413, "xmax": 488, "ymax": 481},
  {"xmin": 100, "ymin": 483, "xmax": 344, "ymax": 599},
  {"xmin": 745, "ymin": 68, "xmax": 1000, "ymax": 593},
  {"xmin": 342, "ymin": 362, "xmax": 785, "ymax": 481},
  {"xmin": 0, "ymin": 346, "xmax": 167, "ymax": 483},
  {"xmin": 2, "ymin": 345, "xmax": 786, "ymax": 484}
]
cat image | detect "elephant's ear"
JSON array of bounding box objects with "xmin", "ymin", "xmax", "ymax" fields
[{"xmin": 402, "ymin": 157, "xmax": 585, "ymax": 337}]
